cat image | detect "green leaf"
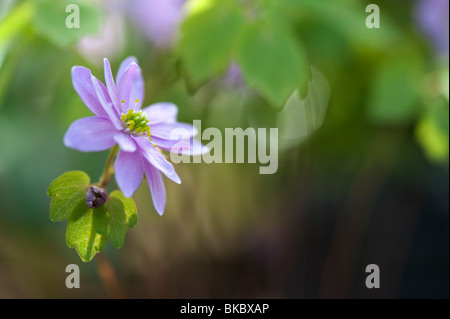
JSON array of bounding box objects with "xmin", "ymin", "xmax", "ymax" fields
[
  {"xmin": 276, "ymin": 0, "xmax": 398, "ymax": 48},
  {"xmin": 367, "ymin": 56, "xmax": 423, "ymax": 125},
  {"xmin": 47, "ymin": 171, "xmax": 90, "ymax": 221},
  {"xmin": 416, "ymin": 115, "xmax": 449, "ymax": 163},
  {"xmin": 66, "ymin": 204, "xmax": 107, "ymax": 262},
  {"xmin": 48, "ymin": 171, "xmax": 137, "ymax": 260},
  {"xmin": 415, "ymin": 101, "xmax": 449, "ymax": 163},
  {"xmin": 179, "ymin": 0, "xmax": 244, "ymax": 86},
  {"xmin": 32, "ymin": 0, "xmax": 103, "ymax": 47},
  {"xmin": 93, "ymin": 190, "xmax": 137, "ymax": 249},
  {"xmin": 438, "ymin": 68, "xmax": 449, "ymax": 102},
  {"xmin": 110, "ymin": 190, "xmax": 138, "ymax": 228},
  {"xmin": 236, "ymin": 21, "xmax": 307, "ymax": 108},
  {"xmin": 92, "ymin": 205, "xmax": 109, "ymax": 235},
  {"xmin": 0, "ymin": 2, "xmax": 34, "ymax": 45}
]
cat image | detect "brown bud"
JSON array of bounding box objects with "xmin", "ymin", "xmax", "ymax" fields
[{"xmin": 86, "ymin": 186, "xmax": 108, "ymax": 209}]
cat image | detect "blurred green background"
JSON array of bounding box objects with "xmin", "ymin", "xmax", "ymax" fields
[{"xmin": 0, "ymin": 0, "xmax": 448, "ymax": 298}]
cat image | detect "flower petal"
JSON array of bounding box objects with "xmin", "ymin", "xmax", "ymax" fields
[
  {"xmin": 143, "ymin": 102, "xmax": 178, "ymax": 124},
  {"xmin": 117, "ymin": 62, "xmax": 140, "ymax": 112},
  {"xmin": 127, "ymin": 0, "xmax": 185, "ymax": 49},
  {"xmin": 138, "ymin": 138, "xmax": 181, "ymax": 184},
  {"xmin": 117, "ymin": 56, "xmax": 138, "ymax": 82},
  {"xmin": 117, "ymin": 57, "xmax": 144, "ymax": 112},
  {"xmin": 188, "ymin": 138, "xmax": 210, "ymax": 155},
  {"xmin": 114, "ymin": 133, "xmax": 137, "ymax": 152},
  {"xmin": 90, "ymin": 75, "xmax": 123, "ymax": 130},
  {"xmin": 150, "ymin": 137, "xmax": 189, "ymax": 151},
  {"xmin": 63, "ymin": 116, "xmax": 117, "ymax": 152},
  {"xmin": 151, "ymin": 122, "xmax": 198, "ymax": 140},
  {"xmin": 114, "ymin": 150, "xmax": 144, "ymax": 197},
  {"xmin": 129, "ymin": 66, "xmax": 144, "ymax": 111},
  {"xmin": 152, "ymin": 137, "xmax": 209, "ymax": 155},
  {"xmin": 71, "ymin": 66, "xmax": 110, "ymax": 118},
  {"xmin": 103, "ymin": 58, "xmax": 121, "ymax": 114},
  {"xmin": 143, "ymin": 161, "xmax": 166, "ymax": 216}
]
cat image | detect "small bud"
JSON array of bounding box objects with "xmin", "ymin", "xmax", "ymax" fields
[{"xmin": 86, "ymin": 186, "xmax": 108, "ymax": 209}]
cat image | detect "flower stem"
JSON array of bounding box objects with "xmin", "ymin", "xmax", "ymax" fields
[
  {"xmin": 99, "ymin": 145, "xmax": 118, "ymax": 188},
  {"xmin": 95, "ymin": 253, "xmax": 125, "ymax": 298}
]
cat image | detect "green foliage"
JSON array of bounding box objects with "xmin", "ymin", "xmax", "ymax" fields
[
  {"xmin": 93, "ymin": 191, "xmax": 137, "ymax": 249},
  {"xmin": 48, "ymin": 171, "xmax": 137, "ymax": 262},
  {"xmin": 276, "ymin": 0, "xmax": 398, "ymax": 48},
  {"xmin": 47, "ymin": 171, "xmax": 90, "ymax": 221},
  {"xmin": 0, "ymin": 1, "xmax": 34, "ymax": 45},
  {"xmin": 32, "ymin": 0, "xmax": 103, "ymax": 47},
  {"xmin": 438, "ymin": 68, "xmax": 449, "ymax": 102},
  {"xmin": 368, "ymin": 56, "xmax": 423, "ymax": 125},
  {"xmin": 179, "ymin": 0, "xmax": 307, "ymax": 108},
  {"xmin": 178, "ymin": 0, "xmax": 401, "ymax": 109},
  {"xmin": 66, "ymin": 204, "xmax": 107, "ymax": 262},
  {"xmin": 179, "ymin": 1, "xmax": 243, "ymax": 86},
  {"xmin": 237, "ymin": 21, "xmax": 306, "ymax": 108},
  {"xmin": 415, "ymin": 101, "xmax": 449, "ymax": 162}
]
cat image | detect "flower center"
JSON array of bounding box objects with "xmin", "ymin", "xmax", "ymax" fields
[{"xmin": 121, "ymin": 106, "xmax": 151, "ymax": 139}]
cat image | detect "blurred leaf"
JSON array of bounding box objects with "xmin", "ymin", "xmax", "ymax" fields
[
  {"xmin": 416, "ymin": 103, "xmax": 449, "ymax": 162},
  {"xmin": 111, "ymin": 190, "xmax": 138, "ymax": 228},
  {"xmin": 0, "ymin": 1, "xmax": 34, "ymax": 45},
  {"xmin": 185, "ymin": 0, "xmax": 216, "ymax": 16},
  {"xmin": 429, "ymin": 99, "xmax": 449, "ymax": 134},
  {"xmin": 93, "ymin": 190, "xmax": 137, "ymax": 249},
  {"xmin": 66, "ymin": 205, "xmax": 107, "ymax": 262},
  {"xmin": 438, "ymin": 68, "xmax": 449, "ymax": 101},
  {"xmin": 367, "ymin": 56, "xmax": 423, "ymax": 125},
  {"xmin": 32, "ymin": 0, "xmax": 102, "ymax": 47},
  {"xmin": 179, "ymin": 0, "xmax": 244, "ymax": 87},
  {"xmin": 237, "ymin": 21, "xmax": 306, "ymax": 108},
  {"xmin": 276, "ymin": 0, "xmax": 398, "ymax": 48},
  {"xmin": 277, "ymin": 67, "xmax": 330, "ymax": 149},
  {"xmin": 47, "ymin": 171, "xmax": 90, "ymax": 221}
]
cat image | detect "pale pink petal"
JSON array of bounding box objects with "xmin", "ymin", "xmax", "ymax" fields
[
  {"xmin": 117, "ymin": 62, "xmax": 140, "ymax": 112},
  {"xmin": 143, "ymin": 102, "xmax": 178, "ymax": 124},
  {"xmin": 90, "ymin": 75, "xmax": 123, "ymax": 130},
  {"xmin": 71, "ymin": 66, "xmax": 110, "ymax": 118},
  {"xmin": 151, "ymin": 122, "xmax": 198, "ymax": 140},
  {"xmin": 143, "ymin": 161, "xmax": 166, "ymax": 215},
  {"xmin": 113, "ymin": 133, "xmax": 137, "ymax": 152},
  {"xmin": 152, "ymin": 137, "xmax": 209, "ymax": 155},
  {"xmin": 63, "ymin": 117, "xmax": 117, "ymax": 152},
  {"xmin": 114, "ymin": 150, "xmax": 144, "ymax": 197},
  {"xmin": 137, "ymin": 138, "xmax": 181, "ymax": 184},
  {"xmin": 103, "ymin": 58, "xmax": 121, "ymax": 114}
]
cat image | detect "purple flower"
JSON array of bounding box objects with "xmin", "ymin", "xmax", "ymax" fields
[
  {"xmin": 64, "ymin": 57, "xmax": 203, "ymax": 215},
  {"xmin": 415, "ymin": 0, "xmax": 449, "ymax": 57},
  {"xmin": 76, "ymin": 10, "xmax": 125, "ymax": 66},
  {"xmin": 223, "ymin": 62, "xmax": 245, "ymax": 88},
  {"xmin": 126, "ymin": 0, "xmax": 187, "ymax": 48}
]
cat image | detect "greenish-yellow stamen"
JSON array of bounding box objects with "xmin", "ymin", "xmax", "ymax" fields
[{"xmin": 121, "ymin": 108, "xmax": 152, "ymax": 140}]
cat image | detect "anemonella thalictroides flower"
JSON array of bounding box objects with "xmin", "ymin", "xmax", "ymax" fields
[
  {"xmin": 127, "ymin": 0, "xmax": 187, "ymax": 48},
  {"xmin": 64, "ymin": 57, "xmax": 206, "ymax": 215}
]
